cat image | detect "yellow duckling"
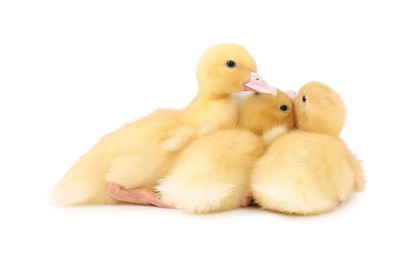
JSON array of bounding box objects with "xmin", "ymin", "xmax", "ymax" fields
[
  {"xmin": 52, "ymin": 44, "xmax": 276, "ymax": 207},
  {"xmin": 156, "ymin": 90, "xmax": 295, "ymax": 213},
  {"xmin": 251, "ymin": 82, "xmax": 365, "ymax": 215}
]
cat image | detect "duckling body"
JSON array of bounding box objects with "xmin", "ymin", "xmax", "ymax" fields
[
  {"xmin": 157, "ymin": 90, "xmax": 295, "ymax": 213},
  {"xmin": 251, "ymin": 82, "xmax": 365, "ymax": 215},
  {"xmin": 54, "ymin": 109, "xmax": 182, "ymax": 205},
  {"xmin": 52, "ymin": 44, "xmax": 275, "ymax": 206},
  {"xmin": 157, "ymin": 129, "xmax": 264, "ymax": 213}
]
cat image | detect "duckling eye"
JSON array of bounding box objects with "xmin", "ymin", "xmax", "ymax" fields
[
  {"xmin": 302, "ymin": 95, "xmax": 307, "ymax": 103},
  {"xmin": 226, "ymin": 60, "xmax": 236, "ymax": 68},
  {"xmin": 280, "ymin": 105, "xmax": 288, "ymax": 111}
]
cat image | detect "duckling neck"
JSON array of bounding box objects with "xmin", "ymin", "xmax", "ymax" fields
[{"xmin": 183, "ymin": 92, "xmax": 239, "ymax": 132}]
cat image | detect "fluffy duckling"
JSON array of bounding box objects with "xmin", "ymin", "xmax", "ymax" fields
[
  {"xmin": 251, "ymin": 82, "xmax": 365, "ymax": 215},
  {"xmin": 156, "ymin": 90, "xmax": 295, "ymax": 213},
  {"xmin": 52, "ymin": 44, "xmax": 276, "ymax": 207}
]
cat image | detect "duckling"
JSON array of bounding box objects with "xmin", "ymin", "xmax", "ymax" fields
[
  {"xmin": 156, "ymin": 90, "xmax": 295, "ymax": 213},
  {"xmin": 52, "ymin": 44, "xmax": 276, "ymax": 207},
  {"xmin": 251, "ymin": 82, "xmax": 365, "ymax": 215}
]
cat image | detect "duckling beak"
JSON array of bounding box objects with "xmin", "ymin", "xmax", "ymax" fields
[
  {"xmin": 287, "ymin": 90, "xmax": 298, "ymax": 129},
  {"xmin": 285, "ymin": 90, "xmax": 297, "ymax": 102},
  {"xmin": 244, "ymin": 72, "xmax": 277, "ymax": 96}
]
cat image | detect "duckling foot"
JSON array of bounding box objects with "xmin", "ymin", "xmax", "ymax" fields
[
  {"xmin": 106, "ymin": 182, "xmax": 173, "ymax": 208},
  {"xmin": 240, "ymin": 196, "xmax": 252, "ymax": 207}
]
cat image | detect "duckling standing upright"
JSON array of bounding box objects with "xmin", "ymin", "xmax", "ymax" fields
[
  {"xmin": 251, "ymin": 82, "xmax": 365, "ymax": 215},
  {"xmin": 52, "ymin": 44, "xmax": 276, "ymax": 207},
  {"xmin": 156, "ymin": 90, "xmax": 295, "ymax": 213}
]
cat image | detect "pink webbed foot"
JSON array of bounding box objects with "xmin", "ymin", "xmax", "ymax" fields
[
  {"xmin": 106, "ymin": 182, "xmax": 173, "ymax": 208},
  {"xmin": 240, "ymin": 196, "xmax": 252, "ymax": 208}
]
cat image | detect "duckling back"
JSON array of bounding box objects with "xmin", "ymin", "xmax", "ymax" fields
[
  {"xmin": 52, "ymin": 108, "xmax": 182, "ymax": 205},
  {"xmin": 252, "ymin": 131, "xmax": 360, "ymax": 215}
]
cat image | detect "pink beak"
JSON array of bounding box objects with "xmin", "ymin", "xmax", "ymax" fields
[
  {"xmin": 285, "ymin": 90, "xmax": 297, "ymax": 102},
  {"xmin": 244, "ymin": 72, "xmax": 277, "ymax": 96}
]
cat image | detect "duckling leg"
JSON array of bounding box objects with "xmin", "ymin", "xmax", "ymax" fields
[
  {"xmin": 106, "ymin": 183, "xmax": 173, "ymax": 208},
  {"xmin": 240, "ymin": 196, "xmax": 252, "ymax": 207}
]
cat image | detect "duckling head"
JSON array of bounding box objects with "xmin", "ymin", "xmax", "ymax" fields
[
  {"xmin": 239, "ymin": 89, "xmax": 295, "ymax": 135},
  {"xmin": 197, "ymin": 44, "xmax": 277, "ymax": 97},
  {"xmin": 295, "ymin": 81, "xmax": 346, "ymax": 136}
]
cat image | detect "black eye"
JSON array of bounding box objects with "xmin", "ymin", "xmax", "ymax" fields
[
  {"xmin": 302, "ymin": 95, "xmax": 307, "ymax": 103},
  {"xmin": 226, "ymin": 60, "xmax": 236, "ymax": 68},
  {"xmin": 280, "ymin": 105, "xmax": 288, "ymax": 111}
]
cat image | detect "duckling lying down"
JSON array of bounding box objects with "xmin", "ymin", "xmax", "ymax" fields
[
  {"xmin": 52, "ymin": 44, "xmax": 276, "ymax": 207},
  {"xmin": 251, "ymin": 82, "xmax": 365, "ymax": 215},
  {"xmin": 156, "ymin": 90, "xmax": 295, "ymax": 213}
]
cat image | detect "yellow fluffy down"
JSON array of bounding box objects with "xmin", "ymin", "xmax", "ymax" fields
[
  {"xmin": 52, "ymin": 109, "xmax": 182, "ymax": 205},
  {"xmin": 156, "ymin": 90, "xmax": 295, "ymax": 213},
  {"xmin": 251, "ymin": 82, "xmax": 365, "ymax": 215},
  {"xmin": 52, "ymin": 44, "xmax": 260, "ymax": 206},
  {"xmin": 252, "ymin": 131, "xmax": 364, "ymax": 215},
  {"xmin": 156, "ymin": 129, "xmax": 264, "ymax": 213}
]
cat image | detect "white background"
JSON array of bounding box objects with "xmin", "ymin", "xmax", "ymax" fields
[{"xmin": 1, "ymin": 0, "xmax": 415, "ymax": 259}]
